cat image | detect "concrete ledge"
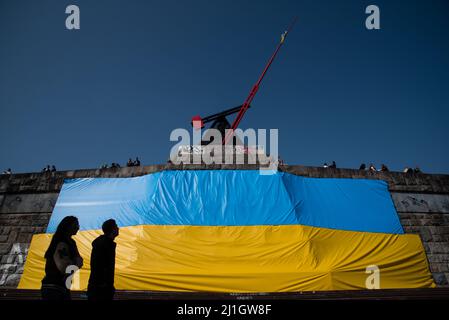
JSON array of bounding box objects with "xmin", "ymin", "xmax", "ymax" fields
[
  {"xmin": 0, "ymin": 288, "xmax": 448, "ymax": 300},
  {"xmin": 2, "ymin": 164, "xmax": 448, "ymax": 194}
]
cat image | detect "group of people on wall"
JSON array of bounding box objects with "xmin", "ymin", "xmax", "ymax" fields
[
  {"xmin": 322, "ymin": 161, "xmax": 422, "ymax": 173},
  {"xmin": 41, "ymin": 216, "xmax": 119, "ymax": 301},
  {"xmin": 2, "ymin": 157, "xmax": 424, "ymax": 176},
  {"xmin": 2, "ymin": 157, "xmax": 143, "ymax": 175},
  {"xmin": 100, "ymin": 157, "xmax": 141, "ymax": 169}
]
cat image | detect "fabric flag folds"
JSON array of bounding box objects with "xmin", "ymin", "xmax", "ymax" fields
[{"xmin": 19, "ymin": 170, "xmax": 435, "ymax": 292}]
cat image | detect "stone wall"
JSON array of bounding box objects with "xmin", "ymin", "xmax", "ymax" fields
[
  {"xmin": 393, "ymin": 192, "xmax": 449, "ymax": 286},
  {"xmin": 0, "ymin": 164, "xmax": 448, "ymax": 288}
]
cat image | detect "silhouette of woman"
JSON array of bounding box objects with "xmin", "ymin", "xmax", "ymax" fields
[{"xmin": 41, "ymin": 216, "xmax": 83, "ymax": 300}]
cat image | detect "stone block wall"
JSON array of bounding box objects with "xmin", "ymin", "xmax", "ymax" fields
[
  {"xmin": 0, "ymin": 164, "xmax": 448, "ymax": 288},
  {"xmin": 0, "ymin": 214, "xmax": 50, "ymax": 286},
  {"xmin": 392, "ymin": 192, "xmax": 449, "ymax": 286}
]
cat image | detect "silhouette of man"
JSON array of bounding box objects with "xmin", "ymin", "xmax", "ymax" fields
[{"xmin": 87, "ymin": 219, "xmax": 119, "ymax": 301}]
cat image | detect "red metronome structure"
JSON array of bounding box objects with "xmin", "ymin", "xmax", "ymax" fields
[{"xmin": 191, "ymin": 17, "xmax": 298, "ymax": 146}]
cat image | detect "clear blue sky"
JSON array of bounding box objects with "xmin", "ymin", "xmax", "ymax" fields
[{"xmin": 1, "ymin": 0, "xmax": 448, "ymax": 174}]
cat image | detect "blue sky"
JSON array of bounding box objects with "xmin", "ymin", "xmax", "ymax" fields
[{"xmin": 1, "ymin": 0, "xmax": 448, "ymax": 174}]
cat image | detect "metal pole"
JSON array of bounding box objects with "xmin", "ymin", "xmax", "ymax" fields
[{"xmin": 223, "ymin": 17, "xmax": 298, "ymax": 145}]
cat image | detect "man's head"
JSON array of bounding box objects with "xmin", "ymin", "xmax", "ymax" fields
[{"xmin": 102, "ymin": 219, "xmax": 119, "ymax": 239}]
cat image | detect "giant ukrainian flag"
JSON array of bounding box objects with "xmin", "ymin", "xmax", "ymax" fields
[{"xmin": 19, "ymin": 170, "xmax": 435, "ymax": 291}]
